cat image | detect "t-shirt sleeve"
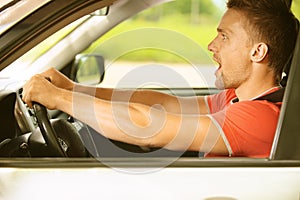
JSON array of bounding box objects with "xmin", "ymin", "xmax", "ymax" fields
[{"xmin": 209, "ymin": 101, "xmax": 280, "ymax": 157}]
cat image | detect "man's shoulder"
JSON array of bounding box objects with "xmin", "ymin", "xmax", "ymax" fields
[{"xmin": 227, "ymin": 99, "xmax": 281, "ymax": 118}]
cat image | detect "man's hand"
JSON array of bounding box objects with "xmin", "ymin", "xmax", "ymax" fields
[
  {"xmin": 22, "ymin": 74, "xmax": 62, "ymax": 109},
  {"xmin": 41, "ymin": 67, "xmax": 75, "ymax": 91}
]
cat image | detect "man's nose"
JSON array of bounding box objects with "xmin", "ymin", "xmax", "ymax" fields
[{"xmin": 208, "ymin": 39, "xmax": 216, "ymax": 53}]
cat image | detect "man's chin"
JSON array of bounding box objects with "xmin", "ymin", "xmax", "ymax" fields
[{"xmin": 215, "ymin": 79, "xmax": 225, "ymax": 90}]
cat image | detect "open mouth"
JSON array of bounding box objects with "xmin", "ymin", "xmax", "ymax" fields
[
  {"xmin": 215, "ymin": 65, "xmax": 222, "ymax": 77},
  {"xmin": 213, "ymin": 55, "xmax": 222, "ymax": 75}
]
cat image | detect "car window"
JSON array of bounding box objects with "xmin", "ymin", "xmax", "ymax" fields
[
  {"xmin": 2, "ymin": 0, "xmax": 298, "ymax": 162},
  {"xmin": 82, "ymin": 1, "xmax": 226, "ymax": 90},
  {"xmin": 292, "ymin": 0, "xmax": 300, "ymax": 19},
  {"xmin": 0, "ymin": 16, "xmax": 90, "ymax": 80},
  {"xmin": 1, "ymin": 2, "xmax": 300, "ymax": 199}
]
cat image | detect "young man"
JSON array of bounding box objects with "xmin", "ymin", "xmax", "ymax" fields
[{"xmin": 22, "ymin": 0, "xmax": 298, "ymax": 157}]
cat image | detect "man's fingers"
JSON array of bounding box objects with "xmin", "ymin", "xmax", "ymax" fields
[
  {"xmin": 22, "ymin": 83, "xmax": 32, "ymax": 108},
  {"xmin": 21, "ymin": 75, "xmax": 41, "ymax": 107},
  {"xmin": 21, "ymin": 74, "xmax": 58, "ymax": 110}
]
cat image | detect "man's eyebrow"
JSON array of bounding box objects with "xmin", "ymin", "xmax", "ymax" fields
[{"xmin": 217, "ymin": 28, "xmax": 232, "ymax": 34}]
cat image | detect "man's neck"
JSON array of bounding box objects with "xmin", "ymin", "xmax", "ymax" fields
[
  {"xmin": 234, "ymin": 62, "xmax": 280, "ymax": 101},
  {"xmin": 235, "ymin": 80, "xmax": 278, "ymax": 101}
]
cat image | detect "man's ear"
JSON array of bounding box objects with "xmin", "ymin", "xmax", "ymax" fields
[{"xmin": 250, "ymin": 43, "xmax": 268, "ymax": 63}]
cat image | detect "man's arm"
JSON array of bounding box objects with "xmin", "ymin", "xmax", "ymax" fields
[
  {"xmin": 73, "ymin": 84, "xmax": 210, "ymax": 115},
  {"xmin": 22, "ymin": 74, "xmax": 227, "ymax": 154},
  {"xmin": 42, "ymin": 68, "xmax": 210, "ymax": 114},
  {"xmin": 56, "ymin": 87, "xmax": 228, "ymax": 154}
]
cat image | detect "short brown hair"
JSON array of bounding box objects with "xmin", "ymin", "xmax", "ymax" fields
[{"xmin": 227, "ymin": 0, "xmax": 298, "ymax": 82}]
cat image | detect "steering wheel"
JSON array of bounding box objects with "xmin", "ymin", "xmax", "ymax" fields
[
  {"xmin": 32, "ymin": 102, "xmax": 89, "ymax": 157},
  {"xmin": 33, "ymin": 103, "xmax": 67, "ymax": 157}
]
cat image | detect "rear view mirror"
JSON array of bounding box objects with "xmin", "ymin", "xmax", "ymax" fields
[
  {"xmin": 91, "ymin": 7, "xmax": 110, "ymax": 16},
  {"xmin": 71, "ymin": 54, "xmax": 105, "ymax": 85}
]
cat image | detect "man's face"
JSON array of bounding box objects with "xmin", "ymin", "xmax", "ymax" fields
[{"xmin": 208, "ymin": 9, "xmax": 253, "ymax": 90}]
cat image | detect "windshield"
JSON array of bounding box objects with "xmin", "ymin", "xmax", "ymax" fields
[
  {"xmin": 0, "ymin": 15, "xmax": 90, "ymax": 81},
  {"xmin": 84, "ymin": 1, "xmax": 226, "ymax": 89}
]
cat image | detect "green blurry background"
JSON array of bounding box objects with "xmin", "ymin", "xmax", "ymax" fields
[{"xmin": 86, "ymin": 0, "xmax": 300, "ymax": 64}]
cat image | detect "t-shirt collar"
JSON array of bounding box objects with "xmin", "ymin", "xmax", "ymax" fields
[{"xmin": 231, "ymin": 86, "xmax": 281, "ymax": 104}]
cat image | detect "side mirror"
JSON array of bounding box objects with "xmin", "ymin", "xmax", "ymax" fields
[{"xmin": 71, "ymin": 54, "xmax": 105, "ymax": 85}]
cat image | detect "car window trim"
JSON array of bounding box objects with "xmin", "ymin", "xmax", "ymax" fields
[
  {"xmin": 0, "ymin": 0, "xmax": 52, "ymax": 35},
  {"xmin": 0, "ymin": 0, "xmax": 117, "ymax": 70},
  {"xmin": 0, "ymin": 157, "xmax": 300, "ymax": 168}
]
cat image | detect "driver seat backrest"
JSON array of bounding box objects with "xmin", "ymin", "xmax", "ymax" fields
[
  {"xmin": 280, "ymin": 18, "xmax": 300, "ymax": 87},
  {"xmin": 270, "ymin": 14, "xmax": 300, "ymax": 160}
]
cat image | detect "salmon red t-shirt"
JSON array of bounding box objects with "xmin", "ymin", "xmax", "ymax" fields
[{"xmin": 205, "ymin": 87, "xmax": 282, "ymax": 158}]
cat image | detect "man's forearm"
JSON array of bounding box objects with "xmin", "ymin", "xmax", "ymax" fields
[
  {"xmin": 72, "ymin": 84, "xmax": 179, "ymax": 109},
  {"xmin": 71, "ymin": 83, "xmax": 208, "ymax": 114}
]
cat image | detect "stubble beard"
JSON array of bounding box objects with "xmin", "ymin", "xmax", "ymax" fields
[
  {"xmin": 215, "ymin": 74, "xmax": 225, "ymax": 89},
  {"xmin": 215, "ymin": 71, "xmax": 242, "ymax": 90}
]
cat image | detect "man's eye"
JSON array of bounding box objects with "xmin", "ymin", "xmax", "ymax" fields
[{"xmin": 222, "ymin": 34, "xmax": 227, "ymax": 40}]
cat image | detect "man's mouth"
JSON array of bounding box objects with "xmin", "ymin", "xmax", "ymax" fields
[
  {"xmin": 215, "ymin": 65, "xmax": 222, "ymax": 76},
  {"xmin": 213, "ymin": 55, "xmax": 221, "ymax": 75}
]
